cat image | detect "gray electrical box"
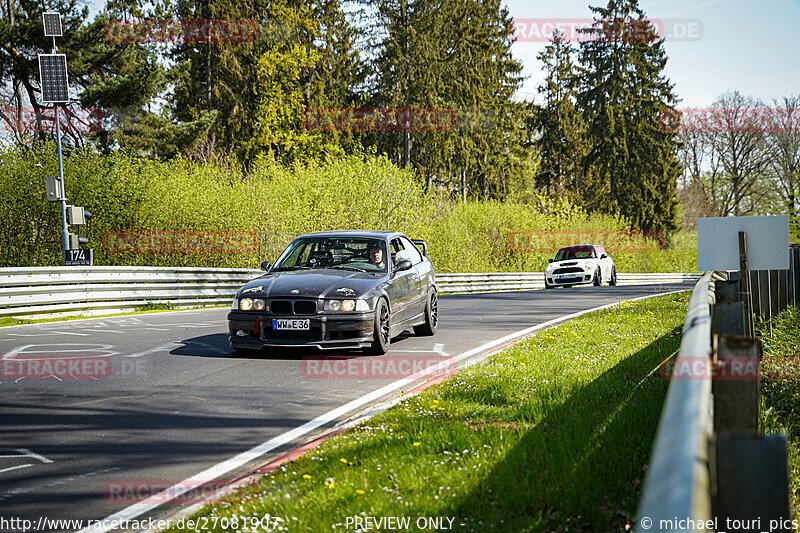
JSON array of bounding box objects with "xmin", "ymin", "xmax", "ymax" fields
[
  {"xmin": 66, "ymin": 205, "xmax": 85, "ymax": 225},
  {"xmin": 46, "ymin": 175, "xmax": 62, "ymax": 201}
]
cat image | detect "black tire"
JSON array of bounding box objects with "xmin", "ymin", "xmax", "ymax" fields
[
  {"xmin": 414, "ymin": 289, "xmax": 439, "ymax": 336},
  {"xmin": 367, "ymin": 298, "xmax": 391, "ymax": 355},
  {"xmin": 593, "ymin": 267, "xmax": 602, "ymax": 286},
  {"xmin": 609, "ymin": 267, "xmax": 617, "ymax": 286},
  {"xmin": 544, "ymin": 279, "xmax": 554, "ymax": 289}
]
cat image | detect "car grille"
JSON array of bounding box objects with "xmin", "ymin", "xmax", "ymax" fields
[
  {"xmin": 270, "ymin": 299, "xmax": 316, "ymax": 315},
  {"xmin": 553, "ymin": 267, "xmax": 583, "ymax": 274}
]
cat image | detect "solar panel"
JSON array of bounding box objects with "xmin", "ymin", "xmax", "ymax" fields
[
  {"xmin": 38, "ymin": 54, "xmax": 69, "ymax": 103},
  {"xmin": 42, "ymin": 12, "xmax": 63, "ymax": 37}
]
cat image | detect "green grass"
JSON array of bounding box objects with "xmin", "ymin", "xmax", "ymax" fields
[
  {"xmin": 165, "ymin": 292, "xmax": 689, "ymax": 533},
  {"xmin": 758, "ymin": 306, "xmax": 800, "ymax": 518}
]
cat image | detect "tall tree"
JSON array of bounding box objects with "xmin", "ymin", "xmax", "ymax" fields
[
  {"xmin": 577, "ymin": 0, "xmax": 680, "ymax": 232},
  {"xmin": 370, "ymin": 0, "xmax": 524, "ymax": 198},
  {"xmin": 535, "ymin": 30, "xmax": 587, "ymax": 199},
  {"xmin": 768, "ymin": 95, "xmax": 800, "ymax": 232}
]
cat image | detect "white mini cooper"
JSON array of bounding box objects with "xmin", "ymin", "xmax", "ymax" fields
[{"xmin": 544, "ymin": 244, "xmax": 617, "ymax": 288}]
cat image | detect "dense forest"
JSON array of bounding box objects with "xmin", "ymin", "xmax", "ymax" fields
[{"xmin": 1, "ymin": 0, "xmax": 798, "ymax": 242}]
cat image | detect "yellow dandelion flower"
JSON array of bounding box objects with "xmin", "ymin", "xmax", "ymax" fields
[
  {"xmin": 340, "ymin": 458, "xmax": 348, "ymax": 464},
  {"xmin": 413, "ymin": 442, "xmax": 421, "ymax": 447},
  {"xmin": 303, "ymin": 474, "xmax": 311, "ymax": 479},
  {"xmin": 356, "ymin": 489, "xmax": 365, "ymax": 495}
]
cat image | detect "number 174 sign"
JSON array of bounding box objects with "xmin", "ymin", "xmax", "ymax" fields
[{"xmin": 64, "ymin": 249, "xmax": 93, "ymax": 266}]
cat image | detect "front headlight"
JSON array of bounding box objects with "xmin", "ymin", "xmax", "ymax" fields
[
  {"xmin": 253, "ymin": 298, "xmax": 266, "ymax": 311},
  {"xmin": 240, "ymin": 298, "xmax": 253, "ymax": 311},
  {"xmin": 356, "ymin": 299, "xmax": 371, "ymax": 312},
  {"xmin": 583, "ymin": 262, "xmax": 595, "ymax": 271},
  {"xmin": 324, "ymin": 299, "xmax": 357, "ymax": 312}
]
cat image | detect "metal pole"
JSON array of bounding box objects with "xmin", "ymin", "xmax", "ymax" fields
[
  {"xmin": 56, "ymin": 106, "xmax": 68, "ymax": 263},
  {"xmin": 51, "ymin": 37, "xmax": 68, "ymax": 265},
  {"xmin": 738, "ymin": 231, "xmax": 753, "ymax": 337}
]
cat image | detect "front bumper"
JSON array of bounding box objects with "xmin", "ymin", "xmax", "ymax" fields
[
  {"xmin": 546, "ymin": 273, "xmax": 594, "ymax": 286},
  {"xmin": 227, "ymin": 310, "xmax": 375, "ymax": 350}
]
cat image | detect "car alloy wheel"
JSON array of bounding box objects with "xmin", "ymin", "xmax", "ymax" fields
[
  {"xmin": 368, "ymin": 298, "xmax": 390, "ymax": 355},
  {"xmin": 609, "ymin": 267, "xmax": 617, "ymax": 286},
  {"xmin": 593, "ymin": 267, "xmax": 602, "ymax": 286},
  {"xmin": 414, "ymin": 290, "xmax": 438, "ymax": 336}
]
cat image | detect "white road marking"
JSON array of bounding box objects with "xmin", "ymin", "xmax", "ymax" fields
[
  {"xmin": 392, "ymin": 343, "xmax": 449, "ymax": 356},
  {"xmin": 4, "ymin": 344, "xmax": 118, "ymax": 357},
  {"xmin": 0, "ymin": 464, "xmax": 33, "ymax": 475},
  {"xmin": 77, "ymin": 288, "xmax": 687, "ymax": 533},
  {"xmin": 49, "ymin": 331, "xmax": 91, "ymax": 337},
  {"xmin": 15, "ymin": 449, "xmax": 53, "ymax": 463}
]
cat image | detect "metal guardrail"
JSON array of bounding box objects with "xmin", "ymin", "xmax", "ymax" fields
[
  {"xmin": 436, "ymin": 272, "xmax": 701, "ymax": 293},
  {"xmin": 636, "ymin": 268, "xmax": 792, "ymax": 531},
  {"xmin": 0, "ymin": 266, "xmax": 262, "ymax": 318},
  {"xmin": 635, "ymin": 271, "xmax": 718, "ymax": 532},
  {"xmin": 0, "ymin": 268, "xmax": 701, "ymax": 319}
]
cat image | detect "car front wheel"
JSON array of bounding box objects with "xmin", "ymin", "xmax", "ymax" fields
[
  {"xmin": 593, "ymin": 268, "xmax": 602, "ymax": 286},
  {"xmin": 367, "ymin": 298, "xmax": 391, "ymax": 355},
  {"xmin": 414, "ymin": 289, "xmax": 438, "ymax": 336},
  {"xmin": 609, "ymin": 267, "xmax": 617, "ymax": 286}
]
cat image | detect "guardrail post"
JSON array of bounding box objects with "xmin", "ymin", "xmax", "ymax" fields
[
  {"xmin": 738, "ymin": 232, "xmax": 754, "ymax": 337},
  {"xmin": 711, "ymin": 334, "xmax": 760, "ymax": 434},
  {"xmin": 713, "ymin": 434, "xmax": 791, "ymax": 533}
]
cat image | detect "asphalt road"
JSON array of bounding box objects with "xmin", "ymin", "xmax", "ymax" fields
[{"xmin": 0, "ymin": 283, "xmax": 693, "ymax": 532}]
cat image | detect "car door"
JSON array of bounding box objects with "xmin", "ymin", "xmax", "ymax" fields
[
  {"xmin": 399, "ymin": 236, "xmax": 427, "ymax": 317},
  {"xmin": 385, "ymin": 238, "xmax": 417, "ymax": 323}
]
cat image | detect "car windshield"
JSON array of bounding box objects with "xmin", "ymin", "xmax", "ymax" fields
[
  {"xmin": 555, "ymin": 246, "xmax": 596, "ymax": 261},
  {"xmin": 272, "ymin": 237, "xmax": 388, "ymax": 272}
]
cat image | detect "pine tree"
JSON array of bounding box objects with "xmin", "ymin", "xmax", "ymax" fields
[
  {"xmin": 535, "ymin": 30, "xmax": 587, "ymax": 199},
  {"xmin": 577, "ymin": 0, "xmax": 680, "ymax": 232},
  {"xmin": 369, "ymin": 0, "xmax": 524, "ymax": 198}
]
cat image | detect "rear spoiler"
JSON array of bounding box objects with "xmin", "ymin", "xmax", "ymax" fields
[{"xmin": 411, "ymin": 239, "xmax": 428, "ymax": 256}]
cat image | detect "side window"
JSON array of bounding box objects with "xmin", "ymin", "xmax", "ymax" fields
[
  {"xmin": 390, "ymin": 239, "xmax": 405, "ymax": 265},
  {"xmin": 399, "ymin": 237, "xmax": 423, "ymax": 265}
]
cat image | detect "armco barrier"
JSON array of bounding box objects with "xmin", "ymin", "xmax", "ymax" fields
[
  {"xmin": 0, "ymin": 267, "xmax": 700, "ymax": 319},
  {"xmin": 435, "ymin": 272, "xmax": 701, "ymax": 293},
  {"xmin": 635, "ymin": 269, "xmax": 792, "ymax": 531},
  {"xmin": 635, "ymin": 271, "xmax": 718, "ymax": 531}
]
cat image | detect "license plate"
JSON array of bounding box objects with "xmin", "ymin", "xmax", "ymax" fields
[
  {"xmin": 557, "ymin": 274, "xmax": 575, "ymax": 280},
  {"xmin": 273, "ymin": 319, "xmax": 310, "ymax": 330}
]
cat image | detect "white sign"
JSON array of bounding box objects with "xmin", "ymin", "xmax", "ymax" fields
[{"xmin": 697, "ymin": 215, "xmax": 789, "ymax": 271}]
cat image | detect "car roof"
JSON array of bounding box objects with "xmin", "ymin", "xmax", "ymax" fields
[
  {"xmin": 559, "ymin": 244, "xmax": 600, "ymax": 251},
  {"xmin": 294, "ymin": 230, "xmax": 402, "ymax": 240}
]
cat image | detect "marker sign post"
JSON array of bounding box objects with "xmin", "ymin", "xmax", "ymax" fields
[{"xmin": 698, "ymin": 216, "xmax": 789, "ymax": 335}]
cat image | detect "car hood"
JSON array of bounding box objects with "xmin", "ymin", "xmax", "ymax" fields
[
  {"xmin": 236, "ymin": 269, "xmax": 384, "ymax": 299},
  {"xmin": 549, "ymin": 259, "xmax": 596, "ymax": 268}
]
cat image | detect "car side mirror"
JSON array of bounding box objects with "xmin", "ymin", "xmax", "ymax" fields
[
  {"xmin": 393, "ymin": 259, "xmax": 412, "ymax": 274},
  {"xmin": 600, "ymin": 254, "xmax": 607, "ymax": 259},
  {"xmin": 259, "ymin": 260, "xmax": 272, "ymax": 271},
  {"xmin": 548, "ymin": 258, "xmax": 553, "ymax": 263}
]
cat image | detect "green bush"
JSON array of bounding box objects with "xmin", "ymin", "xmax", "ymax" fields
[{"xmin": 0, "ymin": 142, "xmax": 698, "ymax": 272}]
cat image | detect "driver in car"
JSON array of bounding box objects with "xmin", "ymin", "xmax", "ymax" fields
[{"xmin": 367, "ymin": 243, "xmax": 385, "ymax": 269}]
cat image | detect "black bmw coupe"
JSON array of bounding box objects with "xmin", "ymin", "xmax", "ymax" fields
[{"xmin": 227, "ymin": 231, "xmax": 438, "ymax": 354}]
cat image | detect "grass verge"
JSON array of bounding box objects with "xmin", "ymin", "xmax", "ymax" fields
[
  {"xmin": 165, "ymin": 293, "xmax": 690, "ymax": 532},
  {"xmin": 759, "ymin": 306, "xmax": 800, "ymax": 519}
]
